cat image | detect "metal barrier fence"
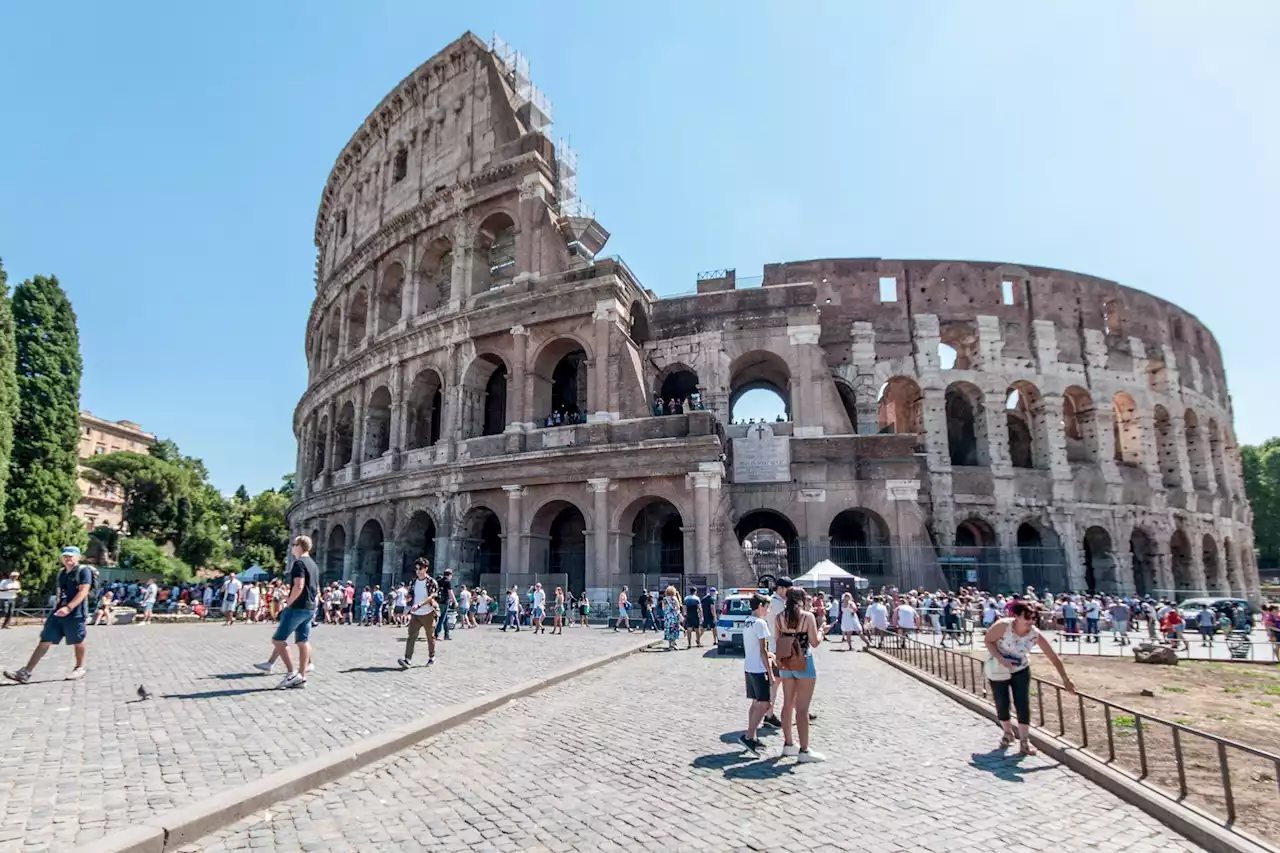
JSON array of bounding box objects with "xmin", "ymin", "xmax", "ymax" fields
[{"xmin": 879, "ymin": 636, "xmax": 1280, "ymax": 846}]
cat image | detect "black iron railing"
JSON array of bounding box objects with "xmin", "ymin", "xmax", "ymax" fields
[{"xmin": 878, "ymin": 635, "xmax": 1280, "ymax": 846}]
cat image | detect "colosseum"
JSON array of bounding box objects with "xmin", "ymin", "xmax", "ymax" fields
[{"xmin": 288, "ymin": 32, "xmax": 1260, "ymax": 607}]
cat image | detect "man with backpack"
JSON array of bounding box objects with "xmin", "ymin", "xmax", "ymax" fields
[{"xmin": 4, "ymin": 546, "xmax": 93, "ymax": 683}]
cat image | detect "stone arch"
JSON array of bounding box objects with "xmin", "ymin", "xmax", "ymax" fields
[
  {"xmin": 406, "ymin": 368, "xmax": 444, "ymax": 450},
  {"xmin": 1207, "ymin": 418, "xmax": 1229, "ymax": 495},
  {"xmin": 736, "ymin": 509, "xmax": 800, "ymax": 579},
  {"xmin": 460, "ymin": 353, "xmax": 509, "ymax": 439},
  {"xmin": 1153, "ymin": 405, "xmax": 1180, "ymax": 488},
  {"xmin": 629, "ymin": 300, "xmax": 651, "ymax": 345},
  {"xmin": 417, "ymin": 236, "xmax": 453, "ymax": 314},
  {"xmin": 1184, "ymin": 409, "xmax": 1210, "ymax": 490},
  {"xmin": 1017, "ymin": 520, "xmax": 1067, "ymax": 594},
  {"xmin": 335, "ymin": 401, "xmax": 355, "ymax": 467},
  {"xmin": 1112, "ymin": 392, "xmax": 1143, "ymax": 469},
  {"xmin": 656, "ymin": 364, "xmax": 700, "ymax": 408},
  {"xmin": 376, "ymin": 262, "xmax": 404, "ymax": 334},
  {"xmin": 618, "ymin": 496, "xmax": 686, "ymax": 578},
  {"xmin": 955, "ymin": 517, "xmax": 1000, "ymax": 591},
  {"xmin": 945, "ymin": 381, "xmax": 987, "ymax": 466},
  {"xmin": 833, "ymin": 378, "xmax": 859, "ymax": 435},
  {"xmin": 1129, "ymin": 527, "xmax": 1157, "ymax": 598},
  {"xmin": 938, "ymin": 321, "xmax": 977, "ymax": 370},
  {"xmin": 1005, "ymin": 381, "xmax": 1047, "ymax": 469},
  {"xmin": 457, "ymin": 505, "xmax": 502, "ymax": 588},
  {"xmin": 729, "ymin": 350, "xmax": 791, "ymax": 423},
  {"xmin": 828, "ymin": 508, "xmax": 892, "ymax": 583},
  {"xmin": 877, "ymin": 377, "xmax": 923, "ymax": 435},
  {"xmin": 364, "ymin": 385, "xmax": 392, "ymax": 460},
  {"xmin": 355, "ymin": 519, "xmax": 385, "ymax": 589},
  {"xmin": 1202, "ymin": 533, "xmax": 1224, "ymax": 593},
  {"xmin": 528, "ymin": 498, "xmax": 589, "ymax": 594},
  {"xmin": 1062, "ymin": 386, "xmax": 1097, "ymax": 463},
  {"xmin": 472, "ymin": 211, "xmax": 517, "ymax": 294},
  {"xmin": 324, "ymin": 525, "xmax": 346, "ymax": 586},
  {"xmin": 531, "ymin": 336, "xmax": 591, "ymax": 425},
  {"xmin": 346, "ymin": 283, "xmax": 370, "ymax": 352},
  {"xmin": 399, "ymin": 510, "xmax": 437, "ymax": 581},
  {"xmin": 1083, "ymin": 525, "xmax": 1118, "ymax": 594},
  {"xmin": 1170, "ymin": 529, "xmax": 1195, "ymax": 598}
]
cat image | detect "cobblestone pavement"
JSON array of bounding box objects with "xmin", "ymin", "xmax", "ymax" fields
[
  {"xmin": 0, "ymin": 620, "xmax": 644, "ymax": 851},
  {"xmin": 189, "ymin": 645, "xmax": 1205, "ymax": 853}
]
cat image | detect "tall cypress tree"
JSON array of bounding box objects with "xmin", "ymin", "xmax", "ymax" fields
[
  {"xmin": 1, "ymin": 275, "xmax": 83, "ymax": 591},
  {"xmin": 0, "ymin": 258, "xmax": 16, "ymax": 527}
]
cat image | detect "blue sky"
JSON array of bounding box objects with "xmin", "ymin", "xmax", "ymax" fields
[{"xmin": 1, "ymin": 2, "xmax": 1276, "ymax": 493}]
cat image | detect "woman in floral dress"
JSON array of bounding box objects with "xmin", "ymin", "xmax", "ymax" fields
[{"xmin": 661, "ymin": 585, "xmax": 682, "ymax": 650}]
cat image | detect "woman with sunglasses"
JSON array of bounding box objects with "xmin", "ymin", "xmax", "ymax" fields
[{"xmin": 983, "ymin": 600, "xmax": 1075, "ymax": 755}]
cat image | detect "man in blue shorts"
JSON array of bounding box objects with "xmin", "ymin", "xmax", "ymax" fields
[
  {"xmin": 4, "ymin": 546, "xmax": 93, "ymax": 683},
  {"xmin": 273, "ymin": 535, "xmax": 320, "ymax": 690}
]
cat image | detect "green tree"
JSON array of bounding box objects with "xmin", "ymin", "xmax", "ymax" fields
[
  {"xmin": 241, "ymin": 542, "xmax": 278, "ymax": 574},
  {"xmin": 82, "ymin": 451, "xmax": 185, "ymax": 537},
  {"xmin": 119, "ymin": 537, "xmax": 192, "ymax": 583},
  {"xmin": 0, "ymin": 257, "xmax": 17, "ymax": 527},
  {"xmin": 278, "ymin": 473, "xmax": 296, "ymax": 500},
  {"xmin": 1, "ymin": 275, "xmax": 83, "ymax": 591},
  {"xmin": 243, "ymin": 488, "xmax": 290, "ymax": 563},
  {"xmin": 1241, "ymin": 438, "xmax": 1280, "ymax": 567}
]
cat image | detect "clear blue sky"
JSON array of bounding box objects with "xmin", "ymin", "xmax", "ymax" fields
[{"xmin": 1, "ymin": 2, "xmax": 1276, "ymax": 493}]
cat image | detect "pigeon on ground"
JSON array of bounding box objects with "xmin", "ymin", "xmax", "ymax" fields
[{"xmin": 137, "ymin": 685, "xmax": 152, "ymax": 701}]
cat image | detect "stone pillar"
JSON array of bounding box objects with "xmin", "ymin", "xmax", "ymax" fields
[
  {"xmin": 389, "ymin": 361, "xmax": 407, "ymax": 467},
  {"xmin": 382, "ymin": 539, "xmax": 398, "ymax": 588},
  {"xmin": 503, "ymin": 485, "xmax": 525, "ymax": 574},
  {"xmin": 352, "ymin": 380, "xmax": 367, "ymax": 473},
  {"xmin": 1170, "ymin": 413, "xmax": 1194, "ymax": 494},
  {"xmin": 508, "ymin": 325, "xmax": 529, "ymax": 430},
  {"xmin": 788, "ymin": 324, "xmax": 823, "ymax": 437},
  {"xmin": 688, "ymin": 470, "xmax": 717, "ymax": 579},
  {"xmin": 453, "ymin": 219, "xmax": 472, "ymax": 306},
  {"xmin": 850, "ymin": 322, "xmax": 879, "ymax": 434},
  {"xmin": 403, "ymin": 240, "xmax": 418, "ymax": 322},
  {"xmin": 981, "ymin": 380, "xmax": 1011, "ymax": 472},
  {"xmin": 324, "ymin": 399, "xmax": 338, "ymax": 484},
  {"xmin": 440, "ymin": 344, "xmax": 459, "ymax": 462},
  {"xmin": 588, "ymin": 478, "xmax": 610, "ymax": 588},
  {"xmin": 591, "ymin": 301, "xmax": 614, "ymax": 422}
]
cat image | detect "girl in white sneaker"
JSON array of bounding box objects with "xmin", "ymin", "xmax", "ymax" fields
[{"xmin": 774, "ymin": 587, "xmax": 826, "ymax": 762}]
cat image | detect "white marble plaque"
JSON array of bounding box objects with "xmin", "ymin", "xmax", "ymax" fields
[{"xmin": 733, "ymin": 423, "xmax": 791, "ymax": 483}]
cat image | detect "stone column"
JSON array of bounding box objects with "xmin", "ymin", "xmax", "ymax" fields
[
  {"xmin": 382, "ymin": 539, "xmax": 398, "ymax": 588},
  {"xmin": 508, "ymin": 325, "xmax": 529, "ymax": 430},
  {"xmin": 687, "ymin": 470, "xmax": 716, "ymax": 579},
  {"xmin": 587, "ymin": 478, "xmax": 610, "ymax": 588},
  {"xmin": 453, "ymin": 219, "xmax": 471, "ymax": 306},
  {"xmin": 850, "ymin": 322, "xmax": 879, "ymax": 435},
  {"xmin": 440, "ymin": 344, "xmax": 459, "ymax": 462},
  {"xmin": 352, "ymin": 380, "xmax": 367, "ymax": 473},
  {"xmin": 389, "ymin": 361, "xmax": 407, "ymax": 468},
  {"xmin": 1169, "ymin": 414, "xmax": 1194, "ymax": 494},
  {"xmin": 591, "ymin": 301, "xmax": 614, "ymax": 422},
  {"xmin": 788, "ymin": 324, "xmax": 823, "ymax": 437},
  {"xmin": 324, "ymin": 399, "xmax": 338, "ymax": 485},
  {"xmin": 503, "ymin": 485, "xmax": 525, "ymax": 574},
  {"xmin": 403, "ymin": 240, "xmax": 418, "ymax": 322}
]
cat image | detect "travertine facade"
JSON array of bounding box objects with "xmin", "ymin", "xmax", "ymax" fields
[
  {"xmin": 76, "ymin": 411, "xmax": 155, "ymax": 530},
  {"xmin": 288, "ymin": 32, "xmax": 1259, "ymax": 603}
]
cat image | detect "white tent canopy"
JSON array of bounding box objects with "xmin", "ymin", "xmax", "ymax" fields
[{"xmin": 794, "ymin": 559, "xmax": 868, "ymax": 589}]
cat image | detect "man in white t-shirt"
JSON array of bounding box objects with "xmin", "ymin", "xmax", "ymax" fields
[
  {"xmin": 866, "ymin": 597, "xmax": 890, "ymax": 648},
  {"xmin": 1, "ymin": 571, "xmax": 22, "ymax": 630},
  {"xmin": 141, "ymin": 578, "xmax": 159, "ymax": 625},
  {"xmin": 221, "ymin": 574, "xmax": 242, "ymax": 625},
  {"xmin": 532, "ymin": 583, "xmax": 547, "ymax": 634},
  {"xmin": 894, "ymin": 600, "xmax": 918, "ymax": 635},
  {"xmin": 738, "ymin": 593, "xmax": 775, "ymax": 754},
  {"xmin": 398, "ymin": 559, "xmax": 437, "ymax": 668}
]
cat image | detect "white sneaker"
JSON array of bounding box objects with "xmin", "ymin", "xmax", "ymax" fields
[
  {"xmin": 252, "ymin": 662, "xmax": 274, "ymax": 673},
  {"xmin": 397, "ymin": 658, "xmax": 410, "ymax": 669},
  {"xmin": 797, "ymin": 749, "xmax": 827, "ymax": 763},
  {"xmin": 782, "ymin": 744, "xmax": 800, "ymax": 757},
  {"xmin": 66, "ymin": 667, "xmax": 86, "ymax": 681},
  {"xmin": 305, "ymin": 662, "xmax": 315, "ymax": 674},
  {"xmin": 276, "ymin": 673, "xmax": 306, "ymax": 690}
]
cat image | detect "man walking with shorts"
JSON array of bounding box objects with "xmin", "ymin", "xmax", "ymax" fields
[
  {"xmin": 739, "ymin": 593, "xmax": 775, "ymax": 754},
  {"xmin": 274, "ymin": 536, "xmax": 319, "ymax": 690},
  {"xmin": 4, "ymin": 546, "xmax": 93, "ymax": 683}
]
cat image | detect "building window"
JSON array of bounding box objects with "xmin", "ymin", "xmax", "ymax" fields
[
  {"xmin": 878, "ymin": 276, "xmax": 898, "ymax": 303},
  {"xmin": 1001, "ymin": 280, "xmax": 1015, "ymax": 305},
  {"xmin": 109, "ymin": 446, "xmax": 119, "ymax": 453},
  {"xmin": 94, "ymin": 446, "xmax": 105, "ymax": 455},
  {"xmin": 338, "ymin": 209, "xmax": 349, "ymax": 238},
  {"xmin": 392, "ymin": 148, "xmax": 408, "ymax": 183}
]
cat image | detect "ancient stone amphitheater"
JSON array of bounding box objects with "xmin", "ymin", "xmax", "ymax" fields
[{"xmin": 288, "ymin": 32, "xmax": 1259, "ymax": 605}]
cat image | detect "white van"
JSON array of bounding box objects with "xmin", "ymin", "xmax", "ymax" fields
[{"xmin": 715, "ymin": 588, "xmax": 769, "ymax": 654}]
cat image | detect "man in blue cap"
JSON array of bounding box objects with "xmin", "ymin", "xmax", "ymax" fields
[{"xmin": 3, "ymin": 546, "xmax": 94, "ymax": 683}]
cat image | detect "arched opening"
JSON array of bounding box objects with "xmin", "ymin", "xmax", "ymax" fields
[
  {"xmin": 355, "ymin": 519, "xmax": 385, "ymax": 590},
  {"xmin": 1062, "ymin": 386, "xmax": 1097, "ymax": 464},
  {"xmin": 324, "ymin": 525, "xmax": 346, "ymax": 586},
  {"xmin": 1202, "ymin": 534, "xmax": 1224, "ymax": 593},
  {"xmin": 346, "ymin": 284, "xmax": 369, "ymax": 352},
  {"xmin": 877, "ymin": 377, "xmax": 923, "ymax": 435},
  {"xmin": 729, "ymin": 350, "xmax": 790, "ymax": 423},
  {"xmin": 1170, "ymin": 529, "xmax": 1195, "ymax": 599},
  {"xmin": 1223, "ymin": 537, "xmax": 1241, "ymax": 595},
  {"xmin": 461, "ymin": 354, "xmax": 509, "ymax": 439},
  {"xmin": 530, "ymin": 501, "xmax": 588, "ymax": 593},
  {"xmin": 335, "ymin": 401, "xmax": 355, "ymax": 468},
  {"xmin": 945, "ymin": 382, "xmax": 986, "ymax": 466},
  {"xmin": 364, "ymin": 386, "xmax": 392, "ymax": 460},
  {"xmin": 1207, "ymin": 418, "xmax": 1228, "ymax": 495},
  {"xmin": 1184, "ymin": 409, "xmax": 1209, "ymax": 490},
  {"xmin": 400, "ymin": 511, "xmax": 436, "ymax": 581},
  {"xmin": 627, "ymin": 499, "xmax": 685, "ymax": 577},
  {"xmin": 657, "ymin": 367, "xmax": 700, "ymax": 411},
  {"xmin": 458, "ymin": 507, "xmax": 502, "ymax": 588},
  {"xmin": 1017, "ymin": 522, "xmax": 1067, "ymax": 594},
  {"xmin": 532, "ymin": 339, "xmax": 588, "ymax": 426},
  {"xmin": 1130, "ymin": 528, "xmax": 1156, "ymax": 598},
  {"xmin": 955, "ymin": 519, "xmax": 1000, "ymax": 592},
  {"xmin": 376, "ymin": 263, "xmax": 404, "ymax": 334},
  {"xmin": 312, "ymin": 415, "xmax": 329, "ymax": 477},
  {"xmin": 629, "ymin": 301, "xmax": 651, "ymax": 345},
  {"xmin": 472, "ymin": 212, "xmax": 516, "ymax": 294},
  {"xmin": 834, "ymin": 380, "xmax": 859, "ymax": 435},
  {"xmin": 828, "ymin": 509, "xmax": 892, "ymax": 585},
  {"xmin": 406, "ymin": 369, "xmax": 444, "ymax": 450},
  {"xmin": 1153, "ymin": 406, "xmax": 1180, "ymax": 488},
  {"xmin": 1112, "ymin": 392, "xmax": 1143, "ymax": 468},
  {"xmin": 1005, "ymin": 382, "xmax": 1046, "ymax": 469},
  {"xmin": 324, "ymin": 310, "xmax": 340, "ymax": 368},
  {"xmin": 417, "ymin": 237, "xmax": 453, "ymax": 314},
  {"xmin": 1083, "ymin": 526, "xmax": 1117, "ymax": 594},
  {"xmin": 736, "ymin": 509, "xmax": 800, "ymax": 580},
  {"xmin": 939, "ymin": 322, "xmax": 977, "ymax": 369}
]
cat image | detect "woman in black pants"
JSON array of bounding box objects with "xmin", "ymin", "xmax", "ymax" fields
[{"xmin": 983, "ymin": 601, "xmax": 1075, "ymax": 755}]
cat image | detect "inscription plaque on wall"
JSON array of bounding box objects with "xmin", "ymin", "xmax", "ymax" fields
[{"xmin": 733, "ymin": 423, "xmax": 791, "ymax": 483}]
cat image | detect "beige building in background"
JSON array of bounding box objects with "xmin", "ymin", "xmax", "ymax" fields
[{"xmin": 75, "ymin": 410, "xmax": 155, "ymax": 530}]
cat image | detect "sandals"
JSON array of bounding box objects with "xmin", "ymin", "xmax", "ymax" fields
[
  {"xmin": 999, "ymin": 732, "xmax": 1015, "ymax": 748},
  {"xmin": 1019, "ymin": 741, "xmax": 1038, "ymax": 756}
]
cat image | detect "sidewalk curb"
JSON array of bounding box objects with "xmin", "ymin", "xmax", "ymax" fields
[
  {"xmin": 78, "ymin": 635, "xmax": 658, "ymax": 853},
  {"xmin": 867, "ymin": 649, "xmax": 1276, "ymax": 853}
]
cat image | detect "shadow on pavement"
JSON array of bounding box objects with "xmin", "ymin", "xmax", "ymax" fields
[
  {"xmin": 206, "ymin": 672, "xmax": 264, "ymax": 680},
  {"xmin": 161, "ymin": 686, "xmax": 278, "ymax": 700},
  {"xmin": 968, "ymin": 748, "xmax": 1059, "ymax": 783},
  {"xmin": 691, "ymin": 750, "xmax": 757, "ymax": 771},
  {"xmin": 338, "ymin": 665, "xmax": 405, "ymax": 674}
]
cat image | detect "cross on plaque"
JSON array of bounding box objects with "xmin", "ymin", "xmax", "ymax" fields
[{"xmin": 752, "ymin": 424, "xmax": 768, "ymax": 440}]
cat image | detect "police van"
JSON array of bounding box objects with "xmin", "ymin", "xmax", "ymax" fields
[{"xmin": 715, "ymin": 588, "xmax": 769, "ymax": 654}]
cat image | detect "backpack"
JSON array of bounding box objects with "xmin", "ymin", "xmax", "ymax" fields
[{"xmin": 775, "ymin": 621, "xmax": 808, "ymax": 672}]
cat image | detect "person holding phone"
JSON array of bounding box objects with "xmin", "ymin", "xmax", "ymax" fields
[{"xmin": 983, "ymin": 601, "xmax": 1074, "ymax": 755}]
